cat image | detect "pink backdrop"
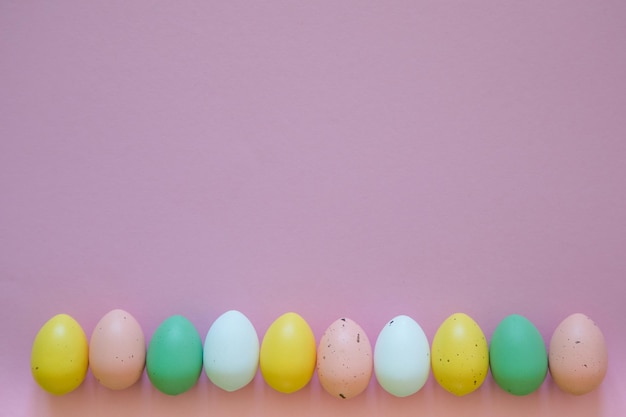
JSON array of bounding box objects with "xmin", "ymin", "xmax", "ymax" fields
[{"xmin": 1, "ymin": 1, "xmax": 625, "ymax": 416}]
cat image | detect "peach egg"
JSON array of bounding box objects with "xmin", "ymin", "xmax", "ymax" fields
[
  {"xmin": 549, "ymin": 313, "xmax": 608, "ymax": 395},
  {"xmin": 89, "ymin": 309, "xmax": 146, "ymax": 390},
  {"xmin": 317, "ymin": 318, "xmax": 372, "ymax": 399}
]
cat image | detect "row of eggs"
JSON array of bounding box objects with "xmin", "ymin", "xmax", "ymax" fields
[{"xmin": 31, "ymin": 310, "xmax": 608, "ymax": 398}]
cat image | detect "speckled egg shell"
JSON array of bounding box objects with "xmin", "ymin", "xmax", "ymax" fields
[
  {"xmin": 431, "ymin": 313, "xmax": 489, "ymax": 396},
  {"xmin": 89, "ymin": 309, "xmax": 146, "ymax": 390},
  {"xmin": 31, "ymin": 314, "xmax": 89, "ymax": 395},
  {"xmin": 317, "ymin": 317, "xmax": 373, "ymax": 399},
  {"xmin": 549, "ymin": 313, "xmax": 608, "ymax": 395}
]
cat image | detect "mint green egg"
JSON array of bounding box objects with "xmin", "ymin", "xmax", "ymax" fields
[
  {"xmin": 489, "ymin": 314, "xmax": 547, "ymax": 395},
  {"xmin": 147, "ymin": 315, "xmax": 203, "ymax": 395}
]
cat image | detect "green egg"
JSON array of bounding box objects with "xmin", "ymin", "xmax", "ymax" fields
[
  {"xmin": 489, "ymin": 314, "xmax": 548, "ymax": 395},
  {"xmin": 147, "ymin": 315, "xmax": 203, "ymax": 395}
]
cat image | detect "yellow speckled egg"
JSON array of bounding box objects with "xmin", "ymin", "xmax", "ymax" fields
[
  {"xmin": 317, "ymin": 317, "xmax": 372, "ymax": 399},
  {"xmin": 31, "ymin": 314, "xmax": 89, "ymax": 395},
  {"xmin": 549, "ymin": 313, "xmax": 608, "ymax": 395},
  {"xmin": 431, "ymin": 313, "xmax": 489, "ymax": 396},
  {"xmin": 260, "ymin": 312, "xmax": 316, "ymax": 393}
]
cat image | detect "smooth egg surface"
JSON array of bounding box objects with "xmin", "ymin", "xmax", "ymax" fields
[
  {"xmin": 431, "ymin": 313, "xmax": 489, "ymax": 396},
  {"xmin": 31, "ymin": 314, "xmax": 89, "ymax": 395},
  {"xmin": 89, "ymin": 309, "xmax": 146, "ymax": 390},
  {"xmin": 146, "ymin": 315, "xmax": 203, "ymax": 395},
  {"xmin": 489, "ymin": 314, "xmax": 547, "ymax": 395},
  {"xmin": 549, "ymin": 313, "xmax": 608, "ymax": 395},
  {"xmin": 374, "ymin": 315, "xmax": 430, "ymax": 397},
  {"xmin": 204, "ymin": 310, "xmax": 259, "ymax": 392},
  {"xmin": 317, "ymin": 318, "xmax": 373, "ymax": 399},
  {"xmin": 259, "ymin": 312, "xmax": 316, "ymax": 393}
]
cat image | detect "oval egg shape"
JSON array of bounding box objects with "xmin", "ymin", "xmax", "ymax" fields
[
  {"xmin": 146, "ymin": 315, "xmax": 203, "ymax": 395},
  {"xmin": 431, "ymin": 313, "xmax": 489, "ymax": 396},
  {"xmin": 374, "ymin": 315, "xmax": 430, "ymax": 397},
  {"xmin": 259, "ymin": 312, "xmax": 316, "ymax": 393},
  {"xmin": 31, "ymin": 313, "xmax": 89, "ymax": 395},
  {"xmin": 204, "ymin": 310, "xmax": 259, "ymax": 392},
  {"xmin": 549, "ymin": 313, "xmax": 608, "ymax": 395},
  {"xmin": 317, "ymin": 317, "xmax": 373, "ymax": 399},
  {"xmin": 89, "ymin": 309, "xmax": 146, "ymax": 390},
  {"xmin": 489, "ymin": 314, "xmax": 547, "ymax": 395}
]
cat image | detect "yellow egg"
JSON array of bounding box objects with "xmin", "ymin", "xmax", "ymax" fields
[
  {"xmin": 431, "ymin": 313, "xmax": 489, "ymax": 396},
  {"xmin": 260, "ymin": 312, "xmax": 316, "ymax": 393},
  {"xmin": 31, "ymin": 313, "xmax": 89, "ymax": 395}
]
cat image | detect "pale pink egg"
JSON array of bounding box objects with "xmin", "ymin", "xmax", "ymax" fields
[
  {"xmin": 89, "ymin": 309, "xmax": 146, "ymax": 390},
  {"xmin": 317, "ymin": 318, "xmax": 372, "ymax": 399},
  {"xmin": 549, "ymin": 313, "xmax": 608, "ymax": 395}
]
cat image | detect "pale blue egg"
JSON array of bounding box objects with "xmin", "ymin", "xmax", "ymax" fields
[
  {"xmin": 204, "ymin": 310, "xmax": 259, "ymax": 392},
  {"xmin": 374, "ymin": 315, "xmax": 430, "ymax": 397}
]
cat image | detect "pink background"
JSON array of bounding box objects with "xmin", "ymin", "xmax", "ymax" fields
[{"xmin": 1, "ymin": 1, "xmax": 625, "ymax": 416}]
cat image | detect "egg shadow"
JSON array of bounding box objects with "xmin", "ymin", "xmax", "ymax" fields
[
  {"xmin": 369, "ymin": 373, "xmax": 436, "ymax": 416},
  {"xmin": 200, "ymin": 372, "xmax": 267, "ymax": 417},
  {"xmin": 542, "ymin": 372, "xmax": 604, "ymax": 417},
  {"xmin": 30, "ymin": 373, "xmax": 100, "ymax": 417},
  {"xmin": 487, "ymin": 375, "xmax": 545, "ymax": 416}
]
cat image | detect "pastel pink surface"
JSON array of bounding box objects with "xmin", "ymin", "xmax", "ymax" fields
[{"xmin": 1, "ymin": 1, "xmax": 625, "ymax": 416}]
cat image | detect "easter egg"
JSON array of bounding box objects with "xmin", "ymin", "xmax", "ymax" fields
[
  {"xmin": 89, "ymin": 309, "xmax": 146, "ymax": 390},
  {"xmin": 146, "ymin": 315, "xmax": 203, "ymax": 395},
  {"xmin": 431, "ymin": 313, "xmax": 489, "ymax": 396},
  {"xmin": 549, "ymin": 313, "xmax": 608, "ymax": 395},
  {"xmin": 374, "ymin": 315, "xmax": 430, "ymax": 397},
  {"xmin": 489, "ymin": 314, "xmax": 547, "ymax": 395},
  {"xmin": 259, "ymin": 312, "xmax": 316, "ymax": 393},
  {"xmin": 31, "ymin": 313, "xmax": 89, "ymax": 395},
  {"xmin": 204, "ymin": 310, "xmax": 259, "ymax": 392},
  {"xmin": 317, "ymin": 317, "xmax": 372, "ymax": 399}
]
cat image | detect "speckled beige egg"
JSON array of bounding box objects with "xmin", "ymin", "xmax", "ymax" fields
[
  {"xmin": 549, "ymin": 313, "xmax": 608, "ymax": 395},
  {"xmin": 89, "ymin": 309, "xmax": 146, "ymax": 390},
  {"xmin": 317, "ymin": 318, "xmax": 372, "ymax": 399}
]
